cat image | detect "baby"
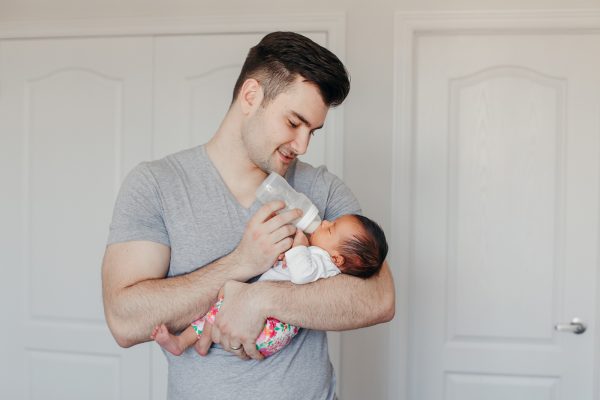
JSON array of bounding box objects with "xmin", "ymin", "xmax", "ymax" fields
[{"xmin": 151, "ymin": 213, "xmax": 388, "ymax": 357}]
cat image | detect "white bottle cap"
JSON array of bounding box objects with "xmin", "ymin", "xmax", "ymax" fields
[
  {"xmin": 304, "ymin": 218, "xmax": 321, "ymax": 234},
  {"xmin": 296, "ymin": 204, "xmax": 320, "ymax": 233}
]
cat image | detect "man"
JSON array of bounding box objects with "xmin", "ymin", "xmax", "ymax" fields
[{"xmin": 102, "ymin": 31, "xmax": 395, "ymax": 399}]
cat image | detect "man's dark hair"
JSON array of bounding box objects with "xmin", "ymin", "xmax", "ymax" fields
[
  {"xmin": 339, "ymin": 215, "xmax": 388, "ymax": 279},
  {"xmin": 232, "ymin": 31, "xmax": 350, "ymax": 107}
]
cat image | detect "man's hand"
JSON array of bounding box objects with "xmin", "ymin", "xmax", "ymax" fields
[
  {"xmin": 232, "ymin": 201, "xmax": 301, "ymax": 277},
  {"xmin": 196, "ymin": 281, "xmax": 266, "ymax": 360}
]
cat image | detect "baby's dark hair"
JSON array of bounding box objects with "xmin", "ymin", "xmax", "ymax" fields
[{"xmin": 339, "ymin": 214, "xmax": 388, "ymax": 279}]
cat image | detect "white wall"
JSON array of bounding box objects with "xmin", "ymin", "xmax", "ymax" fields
[{"xmin": 2, "ymin": 0, "xmax": 599, "ymax": 399}]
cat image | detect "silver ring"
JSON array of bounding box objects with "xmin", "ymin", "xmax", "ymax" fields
[{"xmin": 230, "ymin": 345, "xmax": 242, "ymax": 351}]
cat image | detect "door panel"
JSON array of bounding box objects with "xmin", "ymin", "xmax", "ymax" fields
[
  {"xmin": 0, "ymin": 29, "xmax": 344, "ymax": 399},
  {"xmin": 0, "ymin": 37, "xmax": 154, "ymax": 400},
  {"xmin": 411, "ymin": 33, "xmax": 600, "ymax": 399}
]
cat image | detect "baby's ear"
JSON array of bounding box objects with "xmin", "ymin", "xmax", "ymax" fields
[{"xmin": 331, "ymin": 253, "xmax": 345, "ymax": 267}]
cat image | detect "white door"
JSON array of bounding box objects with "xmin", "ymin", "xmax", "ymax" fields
[
  {"xmin": 0, "ymin": 30, "xmax": 343, "ymax": 399},
  {"xmin": 410, "ymin": 33, "xmax": 600, "ymax": 399},
  {"xmin": 0, "ymin": 37, "xmax": 155, "ymax": 400}
]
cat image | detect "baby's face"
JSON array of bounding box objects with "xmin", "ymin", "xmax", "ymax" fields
[{"xmin": 309, "ymin": 215, "xmax": 362, "ymax": 254}]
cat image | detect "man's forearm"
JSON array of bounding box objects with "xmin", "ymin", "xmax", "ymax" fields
[
  {"xmin": 105, "ymin": 251, "xmax": 248, "ymax": 347},
  {"xmin": 258, "ymin": 261, "xmax": 395, "ymax": 331}
]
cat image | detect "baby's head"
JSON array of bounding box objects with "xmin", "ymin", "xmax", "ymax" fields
[{"xmin": 309, "ymin": 214, "xmax": 388, "ymax": 278}]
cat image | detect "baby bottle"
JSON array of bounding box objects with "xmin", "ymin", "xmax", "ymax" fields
[{"xmin": 255, "ymin": 172, "xmax": 321, "ymax": 234}]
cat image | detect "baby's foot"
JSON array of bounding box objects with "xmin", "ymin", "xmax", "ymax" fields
[
  {"xmin": 152, "ymin": 324, "xmax": 185, "ymax": 356},
  {"xmin": 150, "ymin": 325, "xmax": 161, "ymax": 340}
]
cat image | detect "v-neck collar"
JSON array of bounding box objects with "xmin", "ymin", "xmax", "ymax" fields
[
  {"xmin": 197, "ymin": 144, "xmax": 262, "ymax": 215},
  {"xmin": 196, "ymin": 144, "xmax": 299, "ymax": 217}
]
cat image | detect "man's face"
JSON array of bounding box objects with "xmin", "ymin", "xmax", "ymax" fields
[{"xmin": 241, "ymin": 76, "xmax": 329, "ymax": 176}]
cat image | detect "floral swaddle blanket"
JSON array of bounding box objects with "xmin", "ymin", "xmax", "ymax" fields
[{"xmin": 191, "ymin": 299, "xmax": 300, "ymax": 357}]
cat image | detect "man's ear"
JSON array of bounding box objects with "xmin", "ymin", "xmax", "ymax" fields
[
  {"xmin": 331, "ymin": 253, "xmax": 345, "ymax": 268},
  {"xmin": 239, "ymin": 78, "xmax": 264, "ymax": 114}
]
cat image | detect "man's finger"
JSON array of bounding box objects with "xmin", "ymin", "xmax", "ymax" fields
[
  {"xmin": 274, "ymin": 237, "xmax": 294, "ymax": 255},
  {"xmin": 253, "ymin": 201, "xmax": 286, "ymax": 223},
  {"xmin": 243, "ymin": 340, "xmax": 264, "ymax": 361},
  {"xmin": 264, "ymin": 208, "xmax": 302, "ymax": 233},
  {"xmin": 269, "ymin": 224, "xmax": 297, "ymax": 244},
  {"xmin": 211, "ymin": 323, "xmax": 221, "ymax": 345},
  {"xmin": 237, "ymin": 349, "xmax": 249, "ymax": 361}
]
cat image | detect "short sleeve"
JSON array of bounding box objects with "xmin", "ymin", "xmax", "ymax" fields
[
  {"xmin": 311, "ymin": 166, "xmax": 362, "ymax": 221},
  {"xmin": 106, "ymin": 162, "xmax": 170, "ymax": 247}
]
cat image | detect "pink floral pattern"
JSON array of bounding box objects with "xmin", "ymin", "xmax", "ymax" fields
[
  {"xmin": 255, "ymin": 317, "xmax": 299, "ymax": 357},
  {"xmin": 190, "ymin": 298, "xmax": 299, "ymax": 357}
]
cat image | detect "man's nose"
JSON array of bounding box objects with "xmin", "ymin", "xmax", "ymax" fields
[{"xmin": 292, "ymin": 130, "xmax": 311, "ymax": 155}]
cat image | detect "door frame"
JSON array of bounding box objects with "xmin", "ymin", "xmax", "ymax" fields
[
  {"xmin": 391, "ymin": 9, "xmax": 600, "ymax": 400},
  {"xmin": 0, "ymin": 13, "xmax": 347, "ymax": 399}
]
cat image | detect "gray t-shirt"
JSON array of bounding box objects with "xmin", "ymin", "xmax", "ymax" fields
[{"xmin": 107, "ymin": 145, "xmax": 361, "ymax": 400}]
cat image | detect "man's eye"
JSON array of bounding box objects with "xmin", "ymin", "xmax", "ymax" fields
[{"xmin": 288, "ymin": 120, "xmax": 299, "ymax": 128}]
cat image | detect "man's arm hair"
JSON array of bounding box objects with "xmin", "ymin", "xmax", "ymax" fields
[
  {"xmin": 256, "ymin": 260, "xmax": 395, "ymax": 330},
  {"xmin": 101, "ymin": 240, "xmax": 249, "ymax": 348}
]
